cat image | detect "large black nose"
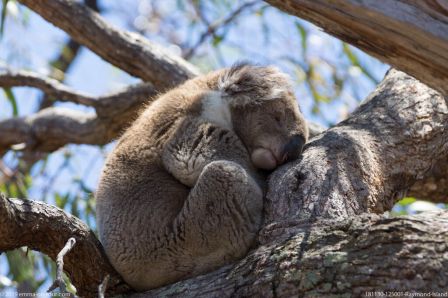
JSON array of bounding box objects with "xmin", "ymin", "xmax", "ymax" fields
[{"xmin": 282, "ymin": 134, "xmax": 305, "ymax": 162}]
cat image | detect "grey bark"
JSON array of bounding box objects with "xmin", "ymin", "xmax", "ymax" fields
[
  {"xmin": 264, "ymin": 0, "xmax": 448, "ymax": 96},
  {"xmin": 0, "ymin": 193, "xmax": 132, "ymax": 297},
  {"xmin": 16, "ymin": 0, "xmax": 200, "ymax": 89},
  {"xmin": 265, "ymin": 69, "xmax": 448, "ymax": 224},
  {"xmin": 139, "ymin": 211, "xmax": 448, "ymax": 297},
  {"xmin": 408, "ymin": 158, "xmax": 448, "ymax": 203},
  {"xmin": 0, "ymin": 82, "xmax": 157, "ymax": 154},
  {"xmin": 2, "ymin": 192, "xmax": 447, "ymax": 297}
]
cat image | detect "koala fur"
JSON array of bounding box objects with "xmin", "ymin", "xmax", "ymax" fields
[{"xmin": 96, "ymin": 63, "xmax": 308, "ymax": 291}]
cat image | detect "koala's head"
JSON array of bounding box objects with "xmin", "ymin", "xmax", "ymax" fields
[{"xmin": 216, "ymin": 63, "xmax": 308, "ymax": 170}]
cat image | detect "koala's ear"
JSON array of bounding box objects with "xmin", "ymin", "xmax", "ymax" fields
[{"xmin": 217, "ymin": 62, "xmax": 292, "ymax": 108}]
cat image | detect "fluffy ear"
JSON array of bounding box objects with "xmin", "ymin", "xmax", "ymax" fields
[{"xmin": 217, "ymin": 62, "xmax": 292, "ymax": 107}]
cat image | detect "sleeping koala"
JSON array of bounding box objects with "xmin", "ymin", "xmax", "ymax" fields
[{"xmin": 96, "ymin": 63, "xmax": 308, "ymax": 291}]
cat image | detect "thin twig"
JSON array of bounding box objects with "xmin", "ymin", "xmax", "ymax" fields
[
  {"xmin": 48, "ymin": 237, "xmax": 77, "ymax": 293},
  {"xmin": 183, "ymin": 0, "xmax": 260, "ymax": 59},
  {"xmin": 98, "ymin": 275, "xmax": 110, "ymax": 298},
  {"xmin": 0, "ymin": 70, "xmax": 98, "ymax": 107}
]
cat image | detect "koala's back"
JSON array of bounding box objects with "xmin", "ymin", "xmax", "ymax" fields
[{"xmin": 95, "ymin": 71, "xmax": 224, "ymax": 287}]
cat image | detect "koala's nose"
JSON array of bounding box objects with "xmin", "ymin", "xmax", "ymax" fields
[{"xmin": 281, "ymin": 134, "xmax": 305, "ymax": 163}]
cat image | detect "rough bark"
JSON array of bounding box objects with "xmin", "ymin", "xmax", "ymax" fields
[
  {"xmin": 138, "ymin": 211, "xmax": 448, "ymax": 297},
  {"xmin": 408, "ymin": 158, "xmax": 448, "ymax": 203},
  {"xmin": 0, "ymin": 193, "xmax": 132, "ymax": 297},
  {"xmin": 16, "ymin": 0, "xmax": 200, "ymax": 89},
  {"xmin": 2, "ymin": 191, "xmax": 447, "ymax": 297},
  {"xmin": 265, "ymin": 0, "xmax": 448, "ymax": 96},
  {"xmin": 265, "ymin": 69, "xmax": 448, "ymax": 224}
]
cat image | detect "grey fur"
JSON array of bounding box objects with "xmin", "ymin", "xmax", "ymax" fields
[{"xmin": 96, "ymin": 63, "xmax": 308, "ymax": 290}]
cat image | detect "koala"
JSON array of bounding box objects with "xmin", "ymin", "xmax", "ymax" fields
[{"xmin": 95, "ymin": 63, "xmax": 308, "ymax": 291}]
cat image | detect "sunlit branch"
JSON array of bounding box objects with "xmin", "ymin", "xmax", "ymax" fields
[{"xmin": 17, "ymin": 0, "xmax": 199, "ymax": 89}]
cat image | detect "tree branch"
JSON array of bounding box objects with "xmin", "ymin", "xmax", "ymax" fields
[
  {"xmin": 265, "ymin": 69, "xmax": 448, "ymax": 224},
  {"xmin": 2, "ymin": 191, "xmax": 447, "ymax": 297},
  {"xmin": 17, "ymin": 0, "xmax": 200, "ymax": 89},
  {"xmin": 0, "ymin": 193, "xmax": 131, "ymax": 297},
  {"xmin": 136, "ymin": 211, "xmax": 448, "ymax": 297},
  {"xmin": 0, "ymin": 82, "xmax": 157, "ymax": 153},
  {"xmin": 39, "ymin": 0, "xmax": 100, "ymax": 109},
  {"xmin": 0, "ymin": 70, "xmax": 97, "ymax": 106},
  {"xmin": 408, "ymin": 157, "xmax": 448, "ymax": 203},
  {"xmin": 183, "ymin": 0, "xmax": 260, "ymax": 59},
  {"xmin": 264, "ymin": 0, "xmax": 448, "ymax": 96},
  {"xmin": 47, "ymin": 237, "xmax": 76, "ymax": 293}
]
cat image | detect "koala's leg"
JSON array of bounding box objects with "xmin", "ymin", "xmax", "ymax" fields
[{"xmin": 173, "ymin": 159, "xmax": 263, "ymax": 274}]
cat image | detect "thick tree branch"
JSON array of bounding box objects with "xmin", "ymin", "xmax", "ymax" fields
[
  {"xmin": 2, "ymin": 191, "xmax": 447, "ymax": 297},
  {"xmin": 39, "ymin": 0, "xmax": 100, "ymax": 109},
  {"xmin": 408, "ymin": 158, "xmax": 448, "ymax": 203},
  {"xmin": 265, "ymin": 0, "xmax": 448, "ymax": 96},
  {"xmin": 137, "ymin": 211, "xmax": 448, "ymax": 297},
  {"xmin": 17, "ymin": 0, "xmax": 200, "ymax": 89},
  {"xmin": 0, "ymin": 83, "xmax": 157, "ymax": 153},
  {"xmin": 0, "ymin": 193, "xmax": 131, "ymax": 297},
  {"xmin": 265, "ymin": 69, "xmax": 448, "ymax": 224}
]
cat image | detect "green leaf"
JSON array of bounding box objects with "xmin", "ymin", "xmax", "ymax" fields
[
  {"xmin": 6, "ymin": 249, "xmax": 39, "ymax": 290},
  {"xmin": 55, "ymin": 193, "xmax": 70, "ymax": 209},
  {"xmin": 397, "ymin": 197, "xmax": 416, "ymax": 206},
  {"xmin": 212, "ymin": 34, "xmax": 224, "ymax": 47},
  {"xmin": 295, "ymin": 21, "xmax": 307, "ymax": 57},
  {"xmin": 342, "ymin": 43, "xmax": 378, "ymax": 84},
  {"xmin": 3, "ymin": 87, "xmax": 18, "ymax": 116},
  {"xmin": 0, "ymin": 0, "xmax": 9, "ymax": 38},
  {"xmin": 71, "ymin": 196, "xmax": 79, "ymax": 218}
]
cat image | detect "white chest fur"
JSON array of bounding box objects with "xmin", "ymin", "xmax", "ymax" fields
[{"xmin": 200, "ymin": 91, "xmax": 233, "ymax": 130}]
